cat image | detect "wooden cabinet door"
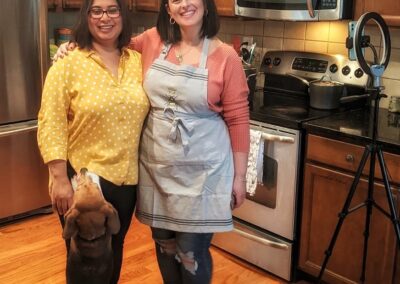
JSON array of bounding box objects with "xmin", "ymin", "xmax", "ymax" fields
[
  {"xmin": 136, "ymin": 0, "xmax": 160, "ymax": 12},
  {"xmin": 299, "ymin": 163, "xmax": 397, "ymax": 284},
  {"xmin": 128, "ymin": 0, "xmax": 134, "ymax": 10},
  {"xmin": 215, "ymin": 0, "xmax": 235, "ymax": 17},
  {"xmin": 62, "ymin": 0, "xmax": 82, "ymax": 9},
  {"xmin": 354, "ymin": 0, "xmax": 400, "ymax": 27},
  {"xmin": 48, "ymin": 0, "xmax": 58, "ymax": 9}
]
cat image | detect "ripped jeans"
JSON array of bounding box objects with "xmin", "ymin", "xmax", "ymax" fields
[{"xmin": 151, "ymin": 227, "xmax": 214, "ymax": 284}]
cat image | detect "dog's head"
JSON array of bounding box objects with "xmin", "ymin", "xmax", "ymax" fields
[{"xmin": 62, "ymin": 170, "xmax": 120, "ymax": 245}]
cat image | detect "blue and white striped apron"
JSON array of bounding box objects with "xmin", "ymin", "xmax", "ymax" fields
[{"xmin": 136, "ymin": 38, "xmax": 234, "ymax": 233}]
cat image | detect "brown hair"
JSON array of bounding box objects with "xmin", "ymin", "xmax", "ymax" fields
[
  {"xmin": 156, "ymin": 0, "xmax": 220, "ymax": 43},
  {"xmin": 73, "ymin": 0, "xmax": 132, "ymax": 50}
]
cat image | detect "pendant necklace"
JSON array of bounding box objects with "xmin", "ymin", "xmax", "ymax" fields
[{"xmin": 175, "ymin": 39, "xmax": 204, "ymax": 64}]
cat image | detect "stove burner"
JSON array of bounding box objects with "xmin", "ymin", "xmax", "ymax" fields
[{"xmin": 268, "ymin": 106, "xmax": 308, "ymax": 116}]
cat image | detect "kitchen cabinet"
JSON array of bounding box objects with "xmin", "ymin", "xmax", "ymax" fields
[
  {"xmin": 128, "ymin": 0, "xmax": 134, "ymax": 10},
  {"xmin": 51, "ymin": 0, "xmax": 133, "ymax": 10},
  {"xmin": 48, "ymin": 0, "xmax": 58, "ymax": 9},
  {"xmin": 299, "ymin": 135, "xmax": 399, "ymax": 284},
  {"xmin": 215, "ymin": 0, "xmax": 235, "ymax": 17},
  {"xmin": 354, "ymin": 0, "xmax": 400, "ymax": 27},
  {"xmin": 62, "ymin": 0, "xmax": 82, "ymax": 9},
  {"xmin": 135, "ymin": 0, "xmax": 160, "ymax": 12}
]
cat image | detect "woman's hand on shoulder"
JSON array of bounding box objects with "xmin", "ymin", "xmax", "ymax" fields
[{"xmin": 53, "ymin": 41, "xmax": 77, "ymax": 61}]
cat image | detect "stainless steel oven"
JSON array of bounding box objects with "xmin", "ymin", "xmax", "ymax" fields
[
  {"xmin": 212, "ymin": 120, "xmax": 301, "ymax": 281},
  {"xmin": 235, "ymin": 0, "xmax": 354, "ymax": 21},
  {"xmin": 212, "ymin": 50, "xmax": 368, "ymax": 281}
]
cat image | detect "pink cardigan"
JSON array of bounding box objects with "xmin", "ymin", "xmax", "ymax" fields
[{"xmin": 130, "ymin": 27, "xmax": 249, "ymax": 153}]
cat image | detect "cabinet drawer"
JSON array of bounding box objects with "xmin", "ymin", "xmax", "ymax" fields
[{"xmin": 306, "ymin": 135, "xmax": 400, "ymax": 185}]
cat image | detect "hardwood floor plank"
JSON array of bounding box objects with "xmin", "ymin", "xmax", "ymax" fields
[{"xmin": 0, "ymin": 213, "xmax": 287, "ymax": 284}]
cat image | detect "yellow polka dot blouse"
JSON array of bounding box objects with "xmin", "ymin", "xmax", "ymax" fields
[{"xmin": 38, "ymin": 48, "xmax": 150, "ymax": 185}]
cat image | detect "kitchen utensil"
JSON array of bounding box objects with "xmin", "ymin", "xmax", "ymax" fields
[
  {"xmin": 244, "ymin": 67, "xmax": 257, "ymax": 110},
  {"xmin": 248, "ymin": 43, "xmax": 257, "ymax": 65}
]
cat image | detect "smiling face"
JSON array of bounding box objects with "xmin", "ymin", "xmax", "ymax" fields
[
  {"xmin": 167, "ymin": 0, "xmax": 205, "ymax": 30},
  {"xmin": 88, "ymin": 0, "xmax": 122, "ymax": 47}
]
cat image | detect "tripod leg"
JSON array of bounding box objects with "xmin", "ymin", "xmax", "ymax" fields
[
  {"xmin": 359, "ymin": 144, "xmax": 377, "ymax": 283},
  {"xmin": 377, "ymin": 147, "xmax": 400, "ymax": 245},
  {"xmin": 317, "ymin": 146, "xmax": 371, "ymax": 283}
]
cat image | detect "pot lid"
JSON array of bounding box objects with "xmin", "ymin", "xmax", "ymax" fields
[{"xmin": 312, "ymin": 80, "xmax": 343, "ymax": 87}]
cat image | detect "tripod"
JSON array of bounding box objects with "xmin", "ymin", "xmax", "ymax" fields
[
  {"xmin": 317, "ymin": 12, "xmax": 400, "ymax": 283},
  {"xmin": 316, "ymin": 84, "xmax": 400, "ymax": 283}
]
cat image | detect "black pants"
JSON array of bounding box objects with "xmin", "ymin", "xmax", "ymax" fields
[{"xmin": 60, "ymin": 163, "xmax": 137, "ymax": 284}]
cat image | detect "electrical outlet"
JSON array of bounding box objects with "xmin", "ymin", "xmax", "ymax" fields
[{"xmin": 348, "ymin": 21, "xmax": 364, "ymax": 61}]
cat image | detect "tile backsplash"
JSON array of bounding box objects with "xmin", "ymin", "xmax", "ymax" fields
[{"xmin": 48, "ymin": 11, "xmax": 400, "ymax": 108}]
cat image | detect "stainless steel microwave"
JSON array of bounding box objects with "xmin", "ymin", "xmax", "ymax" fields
[{"xmin": 235, "ymin": 0, "xmax": 354, "ymax": 21}]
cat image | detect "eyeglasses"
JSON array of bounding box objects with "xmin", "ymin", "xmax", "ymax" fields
[{"xmin": 88, "ymin": 6, "xmax": 120, "ymax": 19}]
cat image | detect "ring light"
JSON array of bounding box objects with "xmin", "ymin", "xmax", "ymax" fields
[{"xmin": 354, "ymin": 12, "xmax": 391, "ymax": 82}]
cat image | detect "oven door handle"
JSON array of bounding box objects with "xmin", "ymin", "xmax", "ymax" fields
[
  {"xmin": 232, "ymin": 228, "xmax": 289, "ymax": 250},
  {"xmin": 261, "ymin": 133, "xmax": 295, "ymax": 144}
]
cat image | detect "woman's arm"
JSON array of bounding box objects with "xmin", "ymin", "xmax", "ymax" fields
[
  {"xmin": 54, "ymin": 30, "xmax": 146, "ymax": 61},
  {"xmin": 232, "ymin": 152, "xmax": 248, "ymax": 208},
  {"xmin": 48, "ymin": 160, "xmax": 74, "ymax": 215},
  {"xmin": 38, "ymin": 60, "xmax": 73, "ymax": 215},
  {"xmin": 219, "ymin": 48, "xmax": 250, "ymax": 209}
]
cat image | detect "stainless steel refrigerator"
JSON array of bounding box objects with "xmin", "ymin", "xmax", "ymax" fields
[{"xmin": 0, "ymin": 0, "xmax": 51, "ymax": 222}]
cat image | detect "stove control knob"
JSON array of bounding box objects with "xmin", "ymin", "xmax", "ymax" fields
[
  {"xmin": 273, "ymin": 57, "xmax": 281, "ymax": 66},
  {"xmin": 342, "ymin": 65, "xmax": 351, "ymax": 76},
  {"xmin": 354, "ymin": 68, "xmax": 364, "ymax": 78},
  {"xmin": 329, "ymin": 64, "xmax": 338, "ymax": 73},
  {"xmin": 264, "ymin": 57, "xmax": 272, "ymax": 66}
]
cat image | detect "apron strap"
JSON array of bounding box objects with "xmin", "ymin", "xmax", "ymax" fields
[
  {"xmin": 199, "ymin": 37, "xmax": 210, "ymax": 69},
  {"xmin": 159, "ymin": 43, "xmax": 172, "ymax": 60}
]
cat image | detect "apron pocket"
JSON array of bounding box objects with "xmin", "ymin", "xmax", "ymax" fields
[{"xmin": 153, "ymin": 164, "xmax": 209, "ymax": 196}]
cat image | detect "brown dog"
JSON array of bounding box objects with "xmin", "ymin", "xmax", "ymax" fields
[{"xmin": 63, "ymin": 169, "xmax": 120, "ymax": 284}]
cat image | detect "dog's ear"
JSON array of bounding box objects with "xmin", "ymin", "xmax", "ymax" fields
[
  {"xmin": 101, "ymin": 202, "xmax": 120, "ymax": 235},
  {"xmin": 63, "ymin": 208, "xmax": 80, "ymax": 239}
]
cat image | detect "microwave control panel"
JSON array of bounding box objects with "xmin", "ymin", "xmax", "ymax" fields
[
  {"xmin": 292, "ymin": 58, "xmax": 328, "ymax": 73},
  {"xmin": 319, "ymin": 0, "xmax": 338, "ymax": 10}
]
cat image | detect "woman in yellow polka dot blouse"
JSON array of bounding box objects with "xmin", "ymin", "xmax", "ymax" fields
[{"xmin": 37, "ymin": 0, "xmax": 150, "ymax": 283}]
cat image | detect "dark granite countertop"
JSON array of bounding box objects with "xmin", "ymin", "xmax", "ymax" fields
[{"xmin": 303, "ymin": 107, "xmax": 400, "ymax": 155}]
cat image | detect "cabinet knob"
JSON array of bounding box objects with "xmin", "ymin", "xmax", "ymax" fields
[{"xmin": 345, "ymin": 154, "xmax": 354, "ymax": 162}]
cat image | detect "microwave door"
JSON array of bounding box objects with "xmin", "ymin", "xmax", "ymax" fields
[{"xmin": 235, "ymin": 0, "xmax": 318, "ymax": 21}]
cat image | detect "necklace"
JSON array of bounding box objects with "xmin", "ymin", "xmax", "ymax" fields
[{"xmin": 175, "ymin": 39, "xmax": 204, "ymax": 64}]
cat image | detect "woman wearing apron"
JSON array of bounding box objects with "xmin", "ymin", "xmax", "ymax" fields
[
  {"xmin": 54, "ymin": 0, "xmax": 250, "ymax": 282},
  {"xmin": 133, "ymin": 0, "xmax": 249, "ymax": 283}
]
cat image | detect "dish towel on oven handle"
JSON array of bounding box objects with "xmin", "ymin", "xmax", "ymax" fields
[{"xmin": 246, "ymin": 129, "xmax": 264, "ymax": 196}]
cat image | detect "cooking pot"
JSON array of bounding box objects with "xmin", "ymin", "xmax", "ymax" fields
[{"xmin": 287, "ymin": 74, "xmax": 345, "ymax": 110}]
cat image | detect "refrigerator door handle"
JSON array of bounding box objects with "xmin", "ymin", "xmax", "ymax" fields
[
  {"xmin": 0, "ymin": 125, "xmax": 38, "ymax": 138},
  {"xmin": 38, "ymin": 0, "xmax": 49, "ymax": 86}
]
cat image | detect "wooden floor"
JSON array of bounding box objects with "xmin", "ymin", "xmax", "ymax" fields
[{"xmin": 0, "ymin": 212, "xmax": 288, "ymax": 284}]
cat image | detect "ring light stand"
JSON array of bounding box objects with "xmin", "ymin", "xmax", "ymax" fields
[{"xmin": 317, "ymin": 12, "xmax": 400, "ymax": 283}]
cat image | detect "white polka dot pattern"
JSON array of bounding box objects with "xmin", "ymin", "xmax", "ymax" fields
[{"xmin": 38, "ymin": 48, "xmax": 150, "ymax": 185}]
